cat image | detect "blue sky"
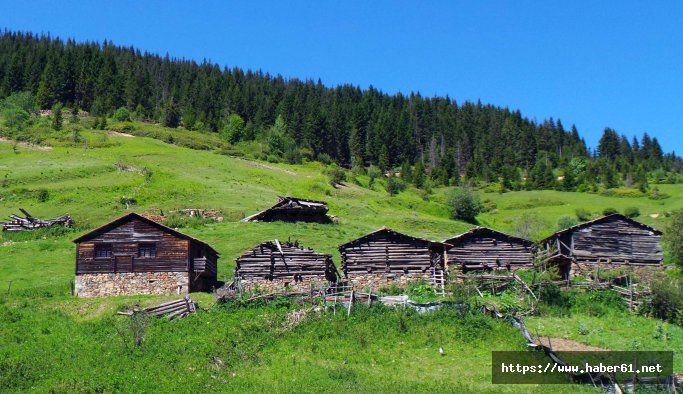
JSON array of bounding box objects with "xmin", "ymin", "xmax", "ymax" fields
[{"xmin": 3, "ymin": 1, "xmax": 682, "ymax": 153}]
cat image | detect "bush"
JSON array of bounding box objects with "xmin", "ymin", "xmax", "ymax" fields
[
  {"xmin": 480, "ymin": 199, "xmax": 497, "ymax": 213},
  {"xmin": 622, "ymin": 206, "xmax": 640, "ymax": 218},
  {"xmin": 575, "ymin": 208, "xmax": 591, "ymax": 221},
  {"xmin": 640, "ymin": 274, "xmax": 682, "ymax": 324},
  {"xmin": 385, "ymin": 176, "xmax": 406, "ymax": 196},
  {"xmin": 447, "ymin": 186, "xmax": 481, "ymax": 223},
  {"xmin": 602, "ymin": 207, "xmax": 618, "ymax": 216},
  {"xmin": 664, "ymin": 210, "xmax": 683, "ymax": 268},
  {"xmin": 36, "ymin": 188, "xmax": 50, "ymax": 202},
  {"xmin": 324, "ymin": 165, "xmax": 347, "ymax": 186},
  {"xmin": 556, "ymin": 215, "xmax": 578, "ymax": 231},
  {"xmin": 112, "ymin": 107, "xmax": 131, "ymax": 122}
]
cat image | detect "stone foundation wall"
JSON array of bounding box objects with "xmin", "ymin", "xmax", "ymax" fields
[
  {"xmin": 238, "ymin": 277, "xmax": 331, "ymax": 293},
  {"xmin": 75, "ymin": 272, "xmax": 189, "ymax": 297},
  {"xmin": 346, "ymin": 272, "xmax": 434, "ymax": 291}
]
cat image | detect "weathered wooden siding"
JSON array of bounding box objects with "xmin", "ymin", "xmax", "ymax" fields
[
  {"xmin": 76, "ymin": 218, "xmax": 189, "ymax": 274},
  {"xmin": 446, "ymin": 233, "xmax": 533, "ymax": 269},
  {"xmin": 235, "ymin": 241, "xmax": 336, "ymax": 281},
  {"xmin": 341, "ymin": 232, "xmax": 444, "ymax": 276},
  {"xmin": 570, "ymin": 216, "xmax": 661, "ymax": 264}
]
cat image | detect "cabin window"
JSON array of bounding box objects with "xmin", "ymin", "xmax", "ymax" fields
[
  {"xmin": 138, "ymin": 243, "xmax": 157, "ymax": 258},
  {"xmin": 94, "ymin": 244, "xmax": 113, "ymax": 258}
]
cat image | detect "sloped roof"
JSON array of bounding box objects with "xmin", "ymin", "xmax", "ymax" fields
[
  {"xmin": 338, "ymin": 227, "xmax": 451, "ymax": 251},
  {"xmin": 443, "ymin": 226, "xmax": 534, "ymax": 247},
  {"xmin": 242, "ymin": 196, "xmax": 329, "ymax": 222},
  {"xmin": 543, "ymin": 213, "xmax": 662, "ymax": 242},
  {"xmin": 73, "ymin": 212, "xmax": 218, "ymax": 255}
]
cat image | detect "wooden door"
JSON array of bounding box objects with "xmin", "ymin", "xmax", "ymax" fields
[{"xmin": 115, "ymin": 255, "xmax": 134, "ymax": 273}]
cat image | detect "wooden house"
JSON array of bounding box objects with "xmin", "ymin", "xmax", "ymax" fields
[
  {"xmin": 242, "ymin": 196, "xmax": 332, "ymax": 223},
  {"xmin": 444, "ymin": 227, "xmax": 535, "ymax": 273},
  {"xmin": 542, "ymin": 214, "xmax": 662, "ymax": 278},
  {"xmin": 339, "ymin": 228, "xmax": 449, "ymax": 291},
  {"xmin": 73, "ymin": 212, "xmax": 218, "ymax": 297},
  {"xmin": 234, "ymin": 240, "xmax": 337, "ymax": 292}
]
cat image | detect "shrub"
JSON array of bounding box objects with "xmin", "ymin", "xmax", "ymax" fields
[
  {"xmin": 324, "ymin": 165, "xmax": 347, "ymax": 186},
  {"xmin": 622, "ymin": 206, "xmax": 640, "ymax": 218},
  {"xmin": 640, "ymin": 274, "xmax": 682, "ymax": 324},
  {"xmin": 480, "ymin": 199, "xmax": 497, "ymax": 213},
  {"xmin": 447, "ymin": 186, "xmax": 481, "ymax": 223},
  {"xmin": 556, "ymin": 215, "xmax": 578, "ymax": 231},
  {"xmin": 575, "ymin": 208, "xmax": 591, "ymax": 221},
  {"xmin": 602, "ymin": 207, "xmax": 618, "ymax": 216},
  {"xmin": 385, "ymin": 176, "xmax": 406, "ymax": 196},
  {"xmin": 112, "ymin": 107, "xmax": 131, "ymax": 122},
  {"xmin": 36, "ymin": 188, "xmax": 50, "ymax": 202},
  {"xmin": 664, "ymin": 210, "xmax": 683, "ymax": 269}
]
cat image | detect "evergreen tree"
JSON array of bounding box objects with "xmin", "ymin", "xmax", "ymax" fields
[{"xmin": 51, "ymin": 102, "xmax": 63, "ymax": 130}]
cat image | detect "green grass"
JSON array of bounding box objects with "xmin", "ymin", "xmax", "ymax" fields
[{"xmin": 1, "ymin": 122, "xmax": 681, "ymax": 392}]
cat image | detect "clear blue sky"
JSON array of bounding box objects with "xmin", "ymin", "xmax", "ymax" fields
[{"xmin": 3, "ymin": 1, "xmax": 683, "ymax": 154}]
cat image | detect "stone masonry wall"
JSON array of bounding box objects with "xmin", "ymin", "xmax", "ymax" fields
[
  {"xmin": 238, "ymin": 276, "xmax": 332, "ymax": 293},
  {"xmin": 346, "ymin": 272, "xmax": 434, "ymax": 291},
  {"xmin": 75, "ymin": 272, "xmax": 189, "ymax": 297}
]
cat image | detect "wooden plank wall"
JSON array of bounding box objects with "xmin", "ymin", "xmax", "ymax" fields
[
  {"xmin": 235, "ymin": 241, "xmax": 336, "ymax": 281},
  {"xmin": 447, "ymin": 234, "xmax": 533, "ymax": 269},
  {"xmin": 76, "ymin": 218, "xmax": 189, "ymax": 274},
  {"xmin": 571, "ymin": 217, "xmax": 662, "ymax": 264},
  {"xmin": 341, "ymin": 233, "xmax": 442, "ymax": 275}
]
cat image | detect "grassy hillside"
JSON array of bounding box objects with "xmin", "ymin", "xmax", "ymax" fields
[{"xmin": 1, "ymin": 126, "xmax": 681, "ymax": 392}]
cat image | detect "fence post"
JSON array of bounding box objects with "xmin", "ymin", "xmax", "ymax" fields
[{"xmin": 7, "ymin": 280, "xmax": 12, "ymax": 295}]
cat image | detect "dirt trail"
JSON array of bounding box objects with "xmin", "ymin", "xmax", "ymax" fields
[
  {"xmin": 535, "ymin": 337, "xmax": 609, "ymax": 351},
  {"xmin": 0, "ymin": 137, "xmax": 52, "ymax": 150}
]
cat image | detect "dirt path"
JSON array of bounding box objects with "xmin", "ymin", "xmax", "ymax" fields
[
  {"xmin": 108, "ymin": 131, "xmax": 135, "ymax": 138},
  {"xmin": 535, "ymin": 337, "xmax": 609, "ymax": 351}
]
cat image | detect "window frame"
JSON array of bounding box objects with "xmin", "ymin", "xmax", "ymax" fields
[
  {"xmin": 137, "ymin": 243, "xmax": 157, "ymax": 258},
  {"xmin": 94, "ymin": 243, "xmax": 113, "ymax": 259}
]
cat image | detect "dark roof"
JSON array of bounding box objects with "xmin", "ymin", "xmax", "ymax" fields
[
  {"xmin": 543, "ymin": 213, "xmax": 662, "ymax": 242},
  {"xmin": 338, "ymin": 227, "xmax": 451, "ymax": 251},
  {"xmin": 73, "ymin": 212, "xmax": 218, "ymax": 255},
  {"xmin": 242, "ymin": 196, "xmax": 329, "ymax": 222},
  {"xmin": 443, "ymin": 227, "xmax": 534, "ymax": 247}
]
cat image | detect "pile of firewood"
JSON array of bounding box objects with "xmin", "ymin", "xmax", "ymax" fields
[
  {"xmin": 2, "ymin": 208, "xmax": 72, "ymax": 231},
  {"xmin": 117, "ymin": 297, "xmax": 197, "ymax": 320}
]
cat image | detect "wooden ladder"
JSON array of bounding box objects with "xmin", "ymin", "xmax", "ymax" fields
[{"xmin": 432, "ymin": 267, "xmax": 446, "ymax": 296}]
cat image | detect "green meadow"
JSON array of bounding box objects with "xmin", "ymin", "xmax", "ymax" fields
[{"xmin": 1, "ymin": 126, "xmax": 681, "ymax": 392}]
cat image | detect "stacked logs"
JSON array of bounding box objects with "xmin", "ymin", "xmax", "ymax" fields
[
  {"xmin": 2, "ymin": 208, "xmax": 72, "ymax": 231},
  {"xmin": 235, "ymin": 239, "xmax": 338, "ymax": 282},
  {"xmin": 118, "ymin": 297, "xmax": 197, "ymax": 319}
]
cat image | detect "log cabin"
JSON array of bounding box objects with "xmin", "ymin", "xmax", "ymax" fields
[
  {"xmin": 339, "ymin": 228, "xmax": 450, "ymax": 291},
  {"xmin": 444, "ymin": 227, "xmax": 535, "ymax": 273},
  {"xmin": 242, "ymin": 196, "xmax": 332, "ymax": 223},
  {"xmin": 73, "ymin": 212, "xmax": 218, "ymax": 297},
  {"xmin": 235, "ymin": 240, "xmax": 337, "ymax": 292},
  {"xmin": 542, "ymin": 214, "xmax": 662, "ymax": 278}
]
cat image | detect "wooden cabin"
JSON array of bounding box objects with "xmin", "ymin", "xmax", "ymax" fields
[
  {"xmin": 339, "ymin": 228, "xmax": 449, "ymax": 291},
  {"xmin": 444, "ymin": 227, "xmax": 535, "ymax": 273},
  {"xmin": 234, "ymin": 240, "xmax": 337, "ymax": 292},
  {"xmin": 242, "ymin": 196, "xmax": 332, "ymax": 223},
  {"xmin": 73, "ymin": 212, "xmax": 218, "ymax": 297},
  {"xmin": 542, "ymin": 214, "xmax": 662, "ymax": 278}
]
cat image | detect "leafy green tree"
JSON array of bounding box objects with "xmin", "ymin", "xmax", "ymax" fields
[
  {"xmin": 220, "ymin": 113, "xmax": 245, "ymax": 143},
  {"xmin": 112, "ymin": 107, "xmax": 131, "ymax": 122},
  {"xmin": 447, "ymin": 186, "xmax": 481, "ymax": 223},
  {"xmin": 664, "ymin": 210, "xmax": 683, "ymax": 268},
  {"xmin": 413, "ymin": 160, "xmax": 426, "ymax": 188},
  {"xmin": 367, "ymin": 165, "xmax": 381, "ymax": 188},
  {"xmin": 51, "ymin": 103, "xmax": 63, "ymax": 130}
]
